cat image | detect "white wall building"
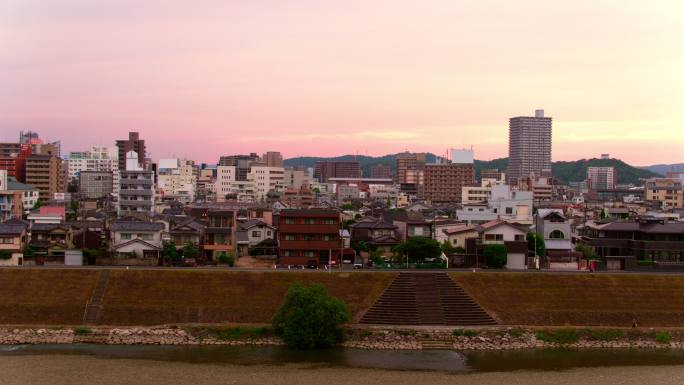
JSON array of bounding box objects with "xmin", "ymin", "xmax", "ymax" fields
[
  {"xmin": 66, "ymin": 146, "xmax": 119, "ymax": 187},
  {"xmin": 249, "ymin": 165, "xmax": 285, "ymax": 200},
  {"xmin": 157, "ymin": 158, "xmax": 197, "ymax": 204}
]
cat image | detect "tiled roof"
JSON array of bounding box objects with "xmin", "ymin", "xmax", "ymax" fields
[
  {"xmin": 239, "ymin": 219, "xmax": 273, "ymax": 230},
  {"xmin": 279, "ymin": 209, "xmax": 339, "ymax": 217},
  {"xmin": 111, "ymin": 221, "xmax": 165, "ymax": 232},
  {"xmin": 0, "ymin": 222, "xmax": 27, "ymax": 236},
  {"xmin": 31, "ymin": 223, "xmax": 70, "ymax": 232}
]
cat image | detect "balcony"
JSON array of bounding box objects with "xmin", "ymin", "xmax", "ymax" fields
[
  {"xmin": 119, "ymin": 200, "xmax": 152, "ymax": 207},
  {"xmin": 119, "ymin": 189, "xmax": 153, "ymax": 196},
  {"xmin": 279, "ymin": 240, "xmax": 340, "ymax": 249}
]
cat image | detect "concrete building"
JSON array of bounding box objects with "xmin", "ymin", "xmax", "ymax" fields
[
  {"xmin": 423, "ymin": 163, "xmax": 475, "ymax": 203},
  {"xmin": 587, "ymin": 166, "xmax": 616, "ymax": 190},
  {"xmin": 0, "ymin": 191, "xmax": 23, "ymax": 221},
  {"xmin": 644, "ymin": 178, "xmax": 683, "ymax": 209},
  {"xmin": 395, "ymin": 152, "xmax": 426, "ymax": 184},
  {"xmin": 0, "ymin": 143, "xmax": 32, "ymax": 183},
  {"xmin": 283, "ymin": 168, "xmax": 310, "ymax": 189},
  {"xmin": 117, "ymin": 151, "xmax": 154, "ymax": 216},
  {"xmin": 5, "ymin": 177, "xmax": 39, "ymax": 213},
  {"xmin": 218, "ymin": 154, "xmax": 259, "ymax": 181},
  {"xmin": 157, "ymin": 158, "xmax": 197, "ymax": 204},
  {"xmin": 370, "ymin": 164, "xmax": 392, "ymax": 179},
  {"xmin": 461, "ymin": 184, "xmax": 492, "ymax": 203},
  {"xmin": 25, "ymin": 154, "xmax": 64, "ymax": 201},
  {"xmin": 481, "ymin": 169, "xmax": 506, "ymax": 184},
  {"xmin": 314, "ymin": 161, "xmax": 362, "ymax": 182},
  {"xmin": 66, "ymin": 146, "xmax": 118, "ymax": 181},
  {"xmin": 260, "ymin": 151, "xmax": 283, "ymax": 167},
  {"xmin": 450, "ymin": 148, "xmax": 474, "ymax": 164},
  {"xmin": 456, "ymin": 184, "xmax": 533, "ymax": 225},
  {"xmin": 516, "ymin": 170, "xmax": 556, "ymax": 201},
  {"xmin": 79, "ymin": 171, "xmax": 113, "ymax": 200},
  {"xmin": 248, "ymin": 165, "xmax": 285, "ymax": 201},
  {"xmin": 507, "ymin": 109, "xmax": 552, "ymax": 183},
  {"xmin": 116, "ymin": 132, "xmax": 146, "ymax": 172}
]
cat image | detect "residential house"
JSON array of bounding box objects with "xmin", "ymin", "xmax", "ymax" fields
[
  {"xmin": 0, "ymin": 219, "xmax": 28, "ymax": 265},
  {"xmin": 535, "ymin": 209, "xmax": 580, "ymax": 268},
  {"xmin": 110, "ymin": 220, "xmax": 164, "ymax": 259},
  {"xmin": 477, "ymin": 219, "xmax": 528, "ymax": 270},
  {"xmin": 349, "ymin": 217, "xmax": 400, "ymax": 255},
  {"xmin": 29, "ymin": 223, "xmax": 73, "ymax": 259},
  {"xmin": 201, "ymin": 209, "xmax": 237, "ymax": 260}
]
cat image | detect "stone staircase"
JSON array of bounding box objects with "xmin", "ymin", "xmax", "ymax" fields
[
  {"xmin": 83, "ymin": 270, "xmax": 110, "ymax": 324},
  {"xmin": 361, "ymin": 272, "xmax": 496, "ymax": 326}
]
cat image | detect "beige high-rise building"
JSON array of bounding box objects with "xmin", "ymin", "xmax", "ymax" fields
[
  {"xmin": 395, "ymin": 152, "xmax": 427, "ymax": 184},
  {"xmin": 423, "ymin": 163, "xmax": 474, "ymax": 203},
  {"xmin": 25, "ymin": 154, "xmax": 64, "ymax": 201},
  {"xmin": 261, "ymin": 151, "xmax": 283, "ymax": 167}
]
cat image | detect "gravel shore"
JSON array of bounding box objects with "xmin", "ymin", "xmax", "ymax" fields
[{"xmin": 2, "ymin": 355, "xmax": 684, "ymax": 385}]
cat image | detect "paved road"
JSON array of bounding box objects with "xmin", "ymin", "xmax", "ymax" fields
[{"xmin": 2, "ymin": 265, "xmax": 684, "ymax": 275}]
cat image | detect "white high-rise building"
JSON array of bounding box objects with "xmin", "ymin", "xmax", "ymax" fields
[
  {"xmin": 248, "ymin": 165, "xmax": 285, "ymax": 200},
  {"xmin": 66, "ymin": 146, "xmax": 119, "ymax": 183}
]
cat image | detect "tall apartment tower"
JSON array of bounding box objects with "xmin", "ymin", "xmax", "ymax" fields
[
  {"xmin": 395, "ymin": 152, "xmax": 427, "ymax": 184},
  {"xmin": 507, "ymin": 109, "xmax": 552, "ymax": 183},
  {"xmin": 116, "ymin": 132, "xmax": 146, "ymax": 171},
  {"xmin": 587, "ymin": 167, "xmax": 616, "ymax": 190}
]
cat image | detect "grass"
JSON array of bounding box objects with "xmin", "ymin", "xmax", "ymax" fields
[
  {"xmin": 654, "ymin": 331, "xmax": 672, "ymax": 344},
  {"xmin": 453, "ymin": 329, "xmax": 478, "ymax": 337},
  {"xmin": 0, "ymin": 270, "xmax": 99, "ymax": 325},
  {"xmin": 73, "ymin": 326, "xmax": 93, "ymax": 335},
  {"xmin": 453, "ymin": 272, "xmax": 684, "ymax": 326},
  {"xmin": 583, "ymin": 329, "xmax": 625, "ymax": 341},
  {"xmin": 98, "ymin": 270, "xmax": 396, "ymax": 325}
]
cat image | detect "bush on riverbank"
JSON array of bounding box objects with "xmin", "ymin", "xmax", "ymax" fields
[{"xmin": 272, "ymin": 283, "xmax": 350, "ymax": 349}]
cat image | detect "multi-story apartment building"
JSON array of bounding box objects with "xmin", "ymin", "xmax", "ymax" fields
[
  {"xmin": 587, "ymin": 167, "xmax": 616, "ymax": 190},
  {"xmin": 260, "ymin": 151, "xmax": 283, "ymax": 167},
  {"xmin": 516, "ymin": 170, "xmax": 556, "ymax": 201},
  {"xmin": 249, "ymin": 165, "xmax": 285, "ymax": 200},
  {"xmin": 370, "ymin": 164, "xmax": 392, "ymax": 179},
  {"xmin": 283, "ymin": 168, "xmax": 310, "ymax": 189},
  {"xmin": 481, "ymin": 169, "xmax": 506, "ymax": 184},
  {"xmin": 507, "ymin": 109, "xmax": 552, "ymax": 183},
  {"xmin": 157, "ymin": 158, "xmax": 197, "ymax": 204},
  {"xmin": 5, "ymin": 177, "xmax": 39, "ymax": 213},
  {"xmin": 314, "ymin": 161, "xmax": 362, "ymax": 182},
  {"xmin": 218, "ymin": 153, "xmax": 259, "ymax": 181},
  {"xmin": 461, "ymin": 184, "xmax": 492, "ymax": 203},
  {"xmin": 422, "ymin": 163, "xmax": 474, "ymax": 203},
  {"xmin": 0, "ymin": 143, "xmax": 31, "ymax": 183},
  {"xmin": 116, "ymin": 132, "xmax": 146, "ymax": 172},
  {"xmin": 395, "ymin": 152, "xmax": 426, "ymax": 184},
  {"xmin": 79, "ymin": 171, "xmax": 114, "ymax": 200},
  {"xmin": 202, "ymin": 209, "xmax": 237, "ymax": 260},
  {"xmin": 644, "ymin": 178, "xmax": 684, "ymax": 209},
  {"xmin": 117, "ymin": 151, "xmax": 154, "ymax": 216},
  {"xmin": 66, "ymin": 146, "xmax": 118, "ymax": 181},
  {"xmin": 278, "ymin": 209, "xmax": 341, "ymax": 266},
  {"xmin": 25, "ymin": 154, "xmax": 64, "ymax": 201}
]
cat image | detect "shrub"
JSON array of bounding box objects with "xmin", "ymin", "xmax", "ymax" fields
[
  {"xmin": 452, "ymin": 329, "xmax": 464, "ymax": 336},
  {"xmin": 463, "ymin": 329, "xmax": 478, "ymax": 337},
  {"xmin": 484, "ymin": 244, "xmax": 507, "ymax": 268},
  {"xmin": 655, "ymin": 331, "xmax": 672, "ymax": 344},
  {"xmin": 536, "ymin": 329, "xmax": 579, "ymax": 345},
  {"xmin": 74, "ymin": 326, "xmax": 92, "ymax": 335},
  {"xmin": 0, "ymin": 251, "xmax": 12, "ymax": 260},
  {"xmin": 272, "ymin": 282, "xmax": 350, "ymax": 349},
  {"xmin": 637, "ymin": 260, "xmax": 656, "ymax": 266},
  {"xmin": 508, "ymin": 328, "xmax": 525, "ymax": 338},
  {"xmin": 218, "ymin": 252, "xmax": 234, "ymax": 266}
]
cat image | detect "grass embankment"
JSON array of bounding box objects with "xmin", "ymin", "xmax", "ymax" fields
[
  {"xmin": 98, "ymin": 270, "xmax": 395, "ymax": 325},
  {"xmin": 0, "ymin": 270, "xmax": 99, "ymax": 325},
  {"xmin": 453, "ymin": 273, "xmax": 684, "ymax": 327}
]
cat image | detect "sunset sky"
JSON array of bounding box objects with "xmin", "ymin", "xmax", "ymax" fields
[{"xmin": 1, "ymin": 0, "xmax": 683, "ymax": 165}]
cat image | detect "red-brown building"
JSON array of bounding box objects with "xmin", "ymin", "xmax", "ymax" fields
[
  {"xmin": 0, "ymin": 143, "xmax": 31, "ymax": 183},
  {"xmin": 279, "ymin": 209, "xmax": 341, "ymax": 266}
]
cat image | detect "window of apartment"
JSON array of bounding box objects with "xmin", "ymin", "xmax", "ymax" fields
[
  {"xmin": 252, "ymin": 231, "xmax": 261, "ymax": 238},
  {"xmin": 305, "ymin": 218, "xmax": 316, "ymax": 224},
  {"xmin": 505, "ymin": 207, "xmax": 513, "ymax": 214},
  {"xmin": 304, "ymin": 251, "xmax": 315, "ymax": 257},
  {"xmin": 285, "ymin": 234, "xmax": 295, "ymax": 241},
  {"xmin": 303, "ymin": 235, "xmax": 314, "ymax": 241},
  {"xmin": 283, "ymin": 251, "xmax": 291, "ymax": 257},
  {"xmin": 285, "ymin": 218, "xmax": 295, "ymax": 224},
  {"xmin": 121, "ymin": 233, "xmax": 132, "ymax": 240},
  {"xmin": 322, "ymin": 235, "xmax": 331, "ymax": 241},
  {"xmin": 323, "ymin": 219, "xmax": 335, "ymax": 224}
]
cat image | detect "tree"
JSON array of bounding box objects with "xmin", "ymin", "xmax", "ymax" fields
[
  {"xmin": 441, "ymin": 240, "xmax": 457, "ymax": 255},
  {"xmin": 342, "ymin": 219, "xmax": 356, "ymax": 230},
  {"xmin": 454, "ymin": 246, "xmax": 466, "ymax": 254},
  {"xmin": 218, "ymin": 251, "xmax": 234, "ymax": 266},
  {"xmin": 0, "ymin": 250, "xmax": 12, "ymax": 260},
  {"xmin": 32, "ymin": 199, "xmax": 41, "ymax": 210},
  {"xmin": 599, "ymin": 208, "xmax": 608, "ymax": 220},
  {"xmin": 340, "ymin": 203, "xmax": 354, "ymax": 211},
  {"xmin": 527, "ymin": 233, "xmax": 546, "ymax": 258},
  {"xmin": 272, "ymin": 283, "xmax": 350, "ymax": 349},
  {"xmin": 22, "ymin": 245, "xmax": 36, "ymax": 257},
  {"xmin": 162, "ymin": 242, "xmax": 179, "ymax": 264},
  {"xmin": 484, "ymin": 244, "xmax": 507, "ymax": 268},
  {"xmin": 182, "ymin": 242, "xmax": 199, "ymax": 259},
  {"xmin": 393, "ymin": 237, "xmax": 441, "ymax": 263},
  {"xmin": 352, "ymin": 240, "xmax": 369, "ymax": 254},
  {"xmin": 575, "ymin": 243, "xmax": 597, "ymax": 260},
  {"xmin": 67, "ymin": 178, "xmax": 78, "ymax": 193}
]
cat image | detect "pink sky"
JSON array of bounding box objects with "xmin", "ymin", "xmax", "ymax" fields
[{"xmin": 1, "ymin": 0, "xmax": 683, "ymax": 165}]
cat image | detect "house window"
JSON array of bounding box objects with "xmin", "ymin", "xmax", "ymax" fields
[
  {"xmin": 549, "ymin": 230, "xmax": 565, "ymax": 239},
  {"xmin": 452, "ymin": 239, "xmax": 458, "ymax": 245},
  {"xmin": 252, "ymin": 231, "xmax": 261, "ymax": 237},
  {"xmin": 0, "ymin": 237, "xmax": 13, "ymax": 244},
  {"xmin": 484, "ymin": 234, "xmax": 504, "ymax": 241},
  {"xmin": 285, "ymin": 234, "xmax": 295, "ymax": 241},
  {"xmin": 514, "ymin": 234, "xmax": 525, "ymax": 241},
  {"xmin": 267, "ymin": 231, "xmax": 272, "ymax": 236},
  {"xmin": 505, "ymin": 207, "xmax": 513, "ymax": 214},
  {"xmin": 141, "ymin": 234, "xmax": 153, "ymax": 241},
  {"xmin": 121, "ymin": 233, "xmax": 132, "ymax": 240}
]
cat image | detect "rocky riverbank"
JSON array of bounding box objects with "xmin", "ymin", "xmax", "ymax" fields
[{"xmin": 1, "ymin": 326, "xmax": 683, "ymax": 351}]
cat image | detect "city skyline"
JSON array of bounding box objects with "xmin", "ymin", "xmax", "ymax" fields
[{"xmin": 2, "ymin": 1, "xmax": 683, "ymax": 165}]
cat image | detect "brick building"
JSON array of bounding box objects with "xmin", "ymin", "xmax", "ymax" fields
[
  {"xmin": 278, "ymin": 209, "xmax": 341, "ymax": 266},
  {"xmin": 314, "ymin": 161, "xmax": 361, "ymax": 182}
]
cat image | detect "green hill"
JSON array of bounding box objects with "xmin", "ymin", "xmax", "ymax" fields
[{"xmin": 285, "ymin": 155, "xmax": 661, "ymax": 185}]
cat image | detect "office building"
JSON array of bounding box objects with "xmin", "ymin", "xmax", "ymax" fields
[
  {"xmin": 313, "ymin": 161, "xmax": 362, "ymax": 182},
  {"xmin": 370, "ymin": 164, "xmax": 392, "ymax": 179}
]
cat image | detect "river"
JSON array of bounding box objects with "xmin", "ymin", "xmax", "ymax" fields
[{"xmin": 2, "ymin": 345, "xmax": 684, "ymax": 384}]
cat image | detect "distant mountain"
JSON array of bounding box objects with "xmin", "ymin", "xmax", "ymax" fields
[
  {"xmin": 639, "ymin": 163, "xmax": 684, "ymax": 176},
  {"xmin": 285, "ymin": 154, "xmax": 661, "ymax": 185}
]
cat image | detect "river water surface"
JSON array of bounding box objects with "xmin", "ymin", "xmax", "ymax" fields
[{"xmin": 2, "ymin": 345, "xmax": 684, "ymax": 385}]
